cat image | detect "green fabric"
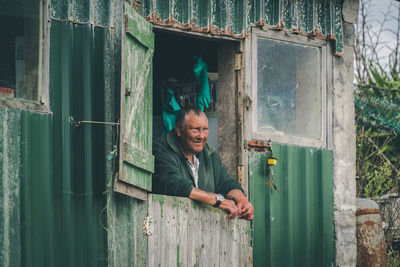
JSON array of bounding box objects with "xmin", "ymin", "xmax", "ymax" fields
[
  {"xmin": 193, "ymin": 57, "xmax": 210, "ymax": 111},
  {"xmin": 162, "ymin": 89, "xmax": 181, "ymax": 134},
  {"xmin": 152, "ymin": 131, "xmax": 243, "ymax": 197}
]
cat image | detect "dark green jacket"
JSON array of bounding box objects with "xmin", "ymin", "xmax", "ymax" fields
[{"xmin": 152, "ymin": 131, "xmax": 243, "ymax": 197}]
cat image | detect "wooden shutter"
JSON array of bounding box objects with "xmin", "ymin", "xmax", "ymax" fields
[{"xmin": 114, "ymin": 3, "xmax": 154, "ymax": 200}]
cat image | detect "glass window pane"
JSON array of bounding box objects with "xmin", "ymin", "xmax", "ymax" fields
[
  {"xmin": 0, "ymin": 0, "xmax": 40, "ymax": 100},
  {"xmin": 257, "ymin": 38, "xmax": 321, "ymax": 140}
]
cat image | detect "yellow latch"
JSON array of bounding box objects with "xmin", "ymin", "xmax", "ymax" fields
[{"xmin": 267, "ymin": 156, "xmax": 277, "ymax": 166}]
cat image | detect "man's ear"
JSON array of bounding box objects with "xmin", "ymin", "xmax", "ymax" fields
[{"xmin": 175, "ymin": 127, "xmax": 181, "ymax": 137}]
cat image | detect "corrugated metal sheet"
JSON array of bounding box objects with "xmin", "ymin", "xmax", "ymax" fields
[
  {"xmin": 0, "ymin": 1, "xmax": 149, "ymax": 266},
  {"xmin": 20, "ymin": 110, "xmax": 53, "ymax": 267},
  {"xmin": 47, "ymin": 21, "xmax": 113, "ymax": 267},
  {"xmin": 50, "ymin": 0, "xmax": 117, "ymax": 27},
  {"xmin": 143, "ymin": 0, "xmax": 344, "ymax": 55},
  {"xmin": 0, "ymin": 108, "xmax": 22, "ymax": 267},
  {"xmin": 48, "ymin": 3, "xmax": 149, "ymax": 266},
  {"xmin": 249, "ymin": 143, "xmax": 334, "ymax": 267},
  {"xmin": 148, "ymin": 194, "xmax": 252, "ymax": 266}
]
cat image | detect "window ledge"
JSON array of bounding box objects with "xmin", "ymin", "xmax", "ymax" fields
[{"xmin": 0, "ymin": 97, "xmax": 50, "ymax": 113}]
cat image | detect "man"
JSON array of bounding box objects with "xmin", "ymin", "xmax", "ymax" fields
[{"xmin": 152, "ymin": 107, "xmax": 254, "ymax": 220}]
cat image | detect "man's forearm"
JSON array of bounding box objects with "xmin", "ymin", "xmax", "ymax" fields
[
  {"xmin": 189, "ymin": 187, "xmax": 217, "ymax": 205},
  {"xmin": 189, "ymin": 187, "xmax": 240, "ymax": 219}
]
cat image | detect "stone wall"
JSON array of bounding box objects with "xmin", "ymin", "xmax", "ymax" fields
[{"xmin": 332, "ymin": 0, "xmax": 359, "ymax": 266}]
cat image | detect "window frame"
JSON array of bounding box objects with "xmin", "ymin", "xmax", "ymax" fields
[
  {"xmin": 251, "ymin": 27, "xmax": 331, "ymax": 148},
  {"xmin": 0, "ymin": 0, "xmax": 50, "ymax": 113}
]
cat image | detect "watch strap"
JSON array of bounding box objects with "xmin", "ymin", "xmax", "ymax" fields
[{"xmin": 213, "ymin": 194, "xmax": 224, "ymax": 207}]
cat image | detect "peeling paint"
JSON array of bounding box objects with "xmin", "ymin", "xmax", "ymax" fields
[{"xmin": 0, "ymin": 108, "xmax": 21, "ymax": 267}]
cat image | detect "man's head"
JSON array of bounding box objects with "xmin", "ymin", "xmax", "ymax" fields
[{"xmin": 175, "ymin": 107, "xmax": 209, "ymax": 157}]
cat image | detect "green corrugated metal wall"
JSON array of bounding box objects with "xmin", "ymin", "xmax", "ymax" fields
[
  {"xmin": 249, "ymin": 143, "xmax": 334, "ymax": 267},
  {"xmin": 48, "ymin": 1, "xmax": 148, "ymax": 266},
  {"xmin": 20, "ymin": 111, "xmax": 53, "ymax": 266},
  {"xmin": 0, "ymin": 0, "xmax": 340, "ymax": 266},
  {"xmin": 1, "ymin": 1, "xmax": 136, "ymax": 266},
  {"xmin": 48, "ymin": 21, "xmax": 111, "ymax": 266},
  {"xmin": 143, "ymin": 0, "xmax": 344, "ymax": 55},
  {"xmin": 0, "ymin": 108, "xmax": 22, "ymax": 267}
]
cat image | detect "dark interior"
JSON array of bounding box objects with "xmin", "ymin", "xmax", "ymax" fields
[
  {"xmin": 152, "ymin": 30, "xmax": 219, "ymax": 116},
  {"xmin": 152, "ymin": 30, "xmax": 220, "ymax": 146},
  {"xmin": 0, "ymin": 0, "xmax": 40, "ymax": 99}
]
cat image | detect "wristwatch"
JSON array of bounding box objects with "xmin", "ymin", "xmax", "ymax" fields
[{"xmin": 213, "ymin": 194, "xmax": 225, "ymax": 207}]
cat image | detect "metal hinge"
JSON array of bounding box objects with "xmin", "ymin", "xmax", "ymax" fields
[
  {"xmin": 246, "ymin": 140, "xmax": 271, "ymax": 152},
  {"xmin": 245, "ymin": 95, "xmax": 252, "ymax": 109},
  {"xmin": 234, "ymin": 53, "xmax": 242, "ymax": 71},
  {"xmin": 143, "ymin": 216, "xmax": 153, "ymax": 236}
]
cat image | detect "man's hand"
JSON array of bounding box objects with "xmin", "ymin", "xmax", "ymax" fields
[
  {"xmin": 235, "ymin": 195, "xmax": 254, "ymax": 220},
  {"xmin": 189, "ymin": 188, "xmax": 239, "ymax": 219},
  {"xmin": 227, "ymin": 189, "xmax": 254, "ymax": 221},
  {"xmin": 218, "ymin": 199, "xmax": 239, "ymax": 220},
  {"xmin": 188, "ymin": 188, "xmax": 253, "ymax": 220}
]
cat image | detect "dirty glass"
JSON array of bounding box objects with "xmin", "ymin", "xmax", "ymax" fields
[
  {"xmin": 257, "ymin": 38, "xmax": 321, "ymax": 140},
  {"xmin": 0, "ymin": 0, "xmax": 41, "ymax": 100}
]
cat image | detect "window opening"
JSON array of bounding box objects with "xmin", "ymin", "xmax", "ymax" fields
[
  {"xmin": 252, "ymin": 29, "xmax": 328, "ymax": 148},
  {"xmin": 0, "ymin": 0, "xmax": 41, "ymax": 101},
  {"xmin": 153, "ymin": 31, "xmax": 219, "ymax": 149},
  {"xmin": 257, "ymin": 38, "xmax": 321, "ymax": 139}
]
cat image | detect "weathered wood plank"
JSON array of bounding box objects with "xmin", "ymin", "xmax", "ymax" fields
[
  {"xmin": 148, "ymin": 194, "xmax": 252, "ymax": 267},
  {"xmin": 117, "ymin": 2, "xmax": 154, "ymax": 196}
]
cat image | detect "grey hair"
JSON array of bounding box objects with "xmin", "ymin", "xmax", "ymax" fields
[{"xmin": 175, "ymin": 107, "xmax": 206, "ymax": 130}]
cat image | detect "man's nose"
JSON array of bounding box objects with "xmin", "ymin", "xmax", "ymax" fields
[{"xmin": 197, "ymin": 130, "xmax": 206, "ymax": 139}]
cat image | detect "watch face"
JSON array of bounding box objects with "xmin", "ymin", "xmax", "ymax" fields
[{"xmin": 217, "ymin": 194, "xmax": 225, "ymax": 202}]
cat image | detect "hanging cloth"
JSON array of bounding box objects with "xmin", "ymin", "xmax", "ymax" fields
[
  {"xmin": 162, "ymin": 88, "xmax": 181, "ymax": 135},
  {"xmin": 193, "ymin": 56, "xmax": 210, "ymax": 111}
]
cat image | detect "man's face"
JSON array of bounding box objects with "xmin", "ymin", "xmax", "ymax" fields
[{"xmin": 176, "ymin": 112, "xmax": 209, "ymax": 156}]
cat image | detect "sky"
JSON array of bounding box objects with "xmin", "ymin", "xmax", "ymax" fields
[{"xmin": 361, "ymin": 0, "xmax": 400, "ymax": 68}]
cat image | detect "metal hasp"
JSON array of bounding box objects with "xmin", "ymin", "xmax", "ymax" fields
[
  {"xmin": 246, "ymin": 140, "xmax": 271, "ymax": 152},
  {"xmin": 143, "ymin": 216, "xmax": 153, "ymax": 236},
  {"xmin": 356, "ymin": 198, "xmax": 388, "ymax": 266}
]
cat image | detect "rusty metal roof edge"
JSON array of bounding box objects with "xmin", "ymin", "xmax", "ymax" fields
[
  {"xmin": 147, "ymin": 14, "xmax": 248, "ymax": 39},
  {"xmin": 49, "ymin": 16, "xmax": 117, "ymax": 29},
  {"xmin": 147, "ymin": 15, "xmax": 341, "ymax": 44}
]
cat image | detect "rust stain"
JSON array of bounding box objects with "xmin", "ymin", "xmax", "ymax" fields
[
  {"xmin": 356, "ymin": 205, "xmax": 388, "ymax": 266},
  {"xmin": 146, "ymin": 14, "xmax": 337, "ymax": 43},
  {"xmin": 356, "ymin": 208, "xmax": 381, "ymax": 216}
]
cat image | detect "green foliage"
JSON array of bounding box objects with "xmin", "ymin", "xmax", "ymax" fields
[
  {"xmin": 355, "ymin": 61, "xmax": 400, "ymax": 198},
  {"xmin": 364, "ymin": 161, "xmax": 395, "ymax": 197},
  {"xmin": 388, "ymin": 248, "xmax": 400, "ymax": 267}
]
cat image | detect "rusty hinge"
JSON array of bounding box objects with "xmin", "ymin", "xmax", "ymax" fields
[
  {"xmin": 246, "ymin": 140, "xmax": 271, "ymax": 152},
  {"xmin": 143, "ymin": 216, "xmax": 153, "ymax": 236},
  {"xmin": 125, "ymin": 87, "xmax": 131, "ymax": 96},
  {"xmin": 234, "ymin": 53, "xmax": 242, "ymax": 71}
]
